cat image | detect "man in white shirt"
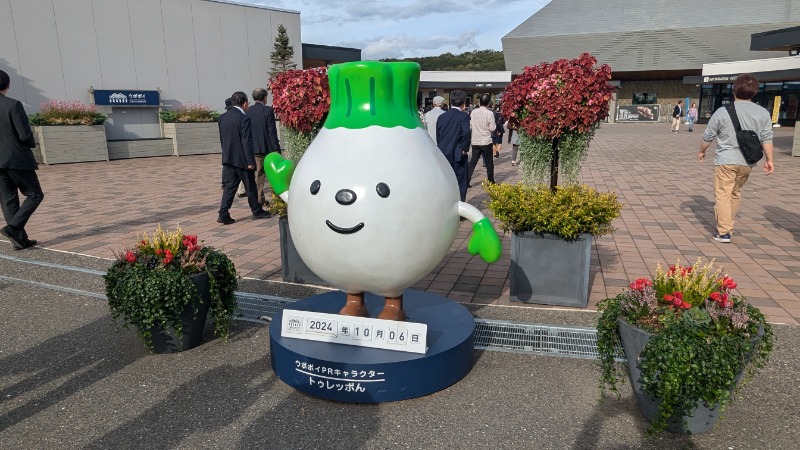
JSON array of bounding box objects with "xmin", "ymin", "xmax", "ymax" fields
[
  {"xmin": 424, "ymin": 96, "xmax": 446, "ymax": 143},
  {"xmin": 467, "ymin": 94, "xmax": 497, "ymax": 184}
]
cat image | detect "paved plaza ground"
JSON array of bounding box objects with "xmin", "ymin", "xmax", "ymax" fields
[
  {"xmin": 2, "ymin": 122, "xmax": 800, "ymax": 448},
  {"xmin": 13, "ymin": 122, "xmax": 800, "ymax": 324}
]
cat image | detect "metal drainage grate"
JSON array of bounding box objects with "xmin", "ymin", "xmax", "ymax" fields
[
  {"xmin": 474, "ymin": 319, "xmax": 625, "ymax": 361},
  {"xmin": 234, "ymin": 294, "xmax": 625, "ymax": 361},
  {"xmin": 234, "ymin": 292, "xmax": 297, "ymax": 323}
]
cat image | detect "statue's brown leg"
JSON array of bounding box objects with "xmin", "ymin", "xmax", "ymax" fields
[
  {"xmin": 339, "ymin": 292, "xmax": 368, "ymax": 317},
  {"xmin": 378, "ymin": 295, "xmax": 406, "ymax": 321}
]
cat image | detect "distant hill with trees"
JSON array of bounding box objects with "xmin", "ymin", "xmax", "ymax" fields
[{"xmin": 381, "ymin": 49, "xmax": 505, "ymax": 71}]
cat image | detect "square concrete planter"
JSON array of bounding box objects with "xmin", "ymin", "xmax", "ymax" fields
[
  {"xmin": 278, "ymin": 217, "xmax": 328, "ymax": 286},
  {"xmin": 509, "ymin": 232, "xmax": 592, "ymax": 308},
  {"xmin": 34, "ymin": 125, "xmax": 108, "ymax": 165},
  {"xmin": 162, "ymin": 122, "xmax": 220, "ymax": 156}
]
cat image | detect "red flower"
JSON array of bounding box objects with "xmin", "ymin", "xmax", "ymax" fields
[
  {"xmin": 124, "ymin": 251, "xmax": 136, "ymax": 263},
  {"xmin": 720, "ymin": 276, "xmax": 737, "ymax": 290},
  {"xmin": 629, "ymin": 278, "xmax": 652, "ymax": 291},
  {"xmin": 680, "ymin": 301, "xmax": 691, "ymax": 309},
  {"xmin": 500, "ymin": 53, "xmax": 615, "ymax": 139},
  {"xmin": 709, "ymin": 292, "xmax": 722, "ymax": 302},
  {"xmin": 269, "ymin": 67, "xmax": 330, "ymax": 132},
  {"xmin": 155, "ymin": 249, "xmax": 163, "ymax": 256}
]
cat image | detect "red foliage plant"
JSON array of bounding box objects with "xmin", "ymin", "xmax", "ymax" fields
[
  {"xmin": 268, "ymin": 67, "xmax": 331, "ymax": 133},
  {"xmin": 501, "ymin": 53, "xmax": 615, "ymax": 139}
]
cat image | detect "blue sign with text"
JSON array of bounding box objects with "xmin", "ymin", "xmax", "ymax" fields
[{"xmin": 93, "ymin": 90, "xmax": 160, "ymax": 107}]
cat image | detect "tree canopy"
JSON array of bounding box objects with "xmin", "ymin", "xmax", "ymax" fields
[
  {"xmin": 269, "ymin": 24, "xmax": 296, "ymax": 79},
  {"xmin": 381, "ymin": 49, "xmax": 505, "ymax": 71}
]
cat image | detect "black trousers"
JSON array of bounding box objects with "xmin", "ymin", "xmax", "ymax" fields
[
  {"xmin": 0, "ymin": 169, "xmax": 44, "ymax": 236},
  {"xmin": 467, "ymin": 144, "xmax": 495, "ymax": 184},
  {"xmin": 451, "ymin": 155, "xmax": 469, "ymax": 202},
  {"xmin": 219, "ymin": 165, "xmax": 261, "ymax": 218}
]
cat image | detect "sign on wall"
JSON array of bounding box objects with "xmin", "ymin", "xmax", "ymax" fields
[
  {"xmin": 92, "ymin": 90, "xmax": 160, "ymax": 107},
  {"xmin": 617, "ymin": 104, "xmax": 660, "ymax": 122}
]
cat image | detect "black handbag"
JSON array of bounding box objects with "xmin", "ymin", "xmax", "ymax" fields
[{"xmin": 725, "ymin": 104, "xmax": 764, "ymax": 165}]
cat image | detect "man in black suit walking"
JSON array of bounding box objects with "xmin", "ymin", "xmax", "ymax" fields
[
  {"xmin": 436, "ymin": 90, "xmax": 471, "ymax": 202},
  {"xmin": 0, "ymin": 70, "xmax": 43, "ymax": 249},
  {"xmin": 246, "ymin": 87, "xmax": 281, "ymax": 207},
  {"xmin": 217, "ymin": 91, "xmax": 270, "ymax": 224}
]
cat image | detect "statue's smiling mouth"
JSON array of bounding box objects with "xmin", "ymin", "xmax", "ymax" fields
[{"xmin": 326, "ymin": 220, "xmax": 364, "ymax": 234}]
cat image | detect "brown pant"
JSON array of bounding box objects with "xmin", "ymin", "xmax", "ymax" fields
[
  {"xmin": 671, "ymin": 116, "xmax": 681, "ymax": 131},
  {"xmin": 236, "ymin": 154, "xmax": 271, "ymax": 205},
  {"xmin": 714, "ymin": 164, "xmax": 752, "ymax": 235}
]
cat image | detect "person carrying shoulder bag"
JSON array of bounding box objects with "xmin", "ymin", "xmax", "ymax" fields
[{"xmin": 697, "ymin": 74, "xmax": 774, "ymax": 244}]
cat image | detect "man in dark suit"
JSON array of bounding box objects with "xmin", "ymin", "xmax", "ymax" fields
[
  {"xmin": 217, "ymin": 91, "xmax": 270, "ymax": 224},
  {"xmin": 0, "ymin": 70, "xmax": 43, "ymax": 249},
  {"xmin": 436, "ymin": 90, "xmax": 471, "ymax": 202},
  {"xmin": 246, "ymin": 87, "xmax": 281, "ymax": 207}
]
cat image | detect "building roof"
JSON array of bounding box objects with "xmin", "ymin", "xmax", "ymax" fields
[
  {"xmin": 502, "ymin": 0, "xmax": 800, "ymax": 76},
  {"xmin": 419, "ymin": 71, "xmax": 511, "ymax": 89},
  {"xmin": 202, "ymin": 0, "xmax": 299, "ymax": 14},
  {"xmin": 505, "ymin": 0, "xmax": 800, "ymax": 39}
]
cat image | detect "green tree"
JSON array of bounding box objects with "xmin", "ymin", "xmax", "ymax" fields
[
  {"xmin": 269, "ymin": 24, "xmax": 296, "ymax": 79},
  {"xmin": 381, "ymin": 49, "xmax": 505, "ymax": 71}
]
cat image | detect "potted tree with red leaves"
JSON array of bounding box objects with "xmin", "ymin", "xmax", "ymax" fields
[
  {"xmin": 486, "ymin": 53, "xmax": 619, "ymax": 307},
  {"xmin": 267, "ymin": 67, "xmax": 331, "ymax": 285}
]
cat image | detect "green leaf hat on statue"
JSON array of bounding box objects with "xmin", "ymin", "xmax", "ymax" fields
[{"xmin": 265, "ymin": 61, "xmax": 502, "ymax": 320}]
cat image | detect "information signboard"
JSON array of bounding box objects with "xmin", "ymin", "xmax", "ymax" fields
[
  {"xmin": 617, "ymin": 104, "xmax": 660, "ymax": 122},
  {"xmin": 92, "ymin": 89, "xmax": 160, "ymax": 107},
  {"xmin": 281, "ymin": 309, "xmax": 427, "ymax": 354}
]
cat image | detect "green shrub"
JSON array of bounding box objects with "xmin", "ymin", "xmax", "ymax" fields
[
  {"xmin": 159, "ymin": 103, "xmax": 220, "ymax": 123},
  {"xmin": 483, "ymin": 182, "xmax": 622, "ymax": 240}
]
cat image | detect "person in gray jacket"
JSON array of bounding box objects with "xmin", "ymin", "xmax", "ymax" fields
[
  {"xmin": 0, "ymin": 70, "xmax": 43, "ymax": 250},
  {"xmin": 697, "ymin": 73, "xmax": 774, "ymax": 243}
]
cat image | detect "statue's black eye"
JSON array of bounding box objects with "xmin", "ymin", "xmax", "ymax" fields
[
  {"xmin": 310, "ymin": 180, "xmax": 321, "ymax": 195},
  {"xmin": 376, "ymin": 182, "xmax": 390, "ymax": 198}
]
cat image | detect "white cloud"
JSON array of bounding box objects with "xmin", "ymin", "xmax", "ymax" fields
[
  {"xmin": 344, "ymin": 31, "xmax": 479, "ymax": 59},
  {"xmin": 250, "ymin": 0, "xmax": 551, "ymax": 59}
]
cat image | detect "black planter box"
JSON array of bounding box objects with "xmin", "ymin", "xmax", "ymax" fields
[
  {"xmin": 278, "ymin": 216, "xmax": 328, "ymax": 286},
  {"xmin": 149, "ymin": 272, "xmax": 211, "ymax": 353}
]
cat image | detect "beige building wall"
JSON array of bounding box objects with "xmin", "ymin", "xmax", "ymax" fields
[{"xmin": 0, "ymin": 0, "xmax": 301, "ymax": 139}]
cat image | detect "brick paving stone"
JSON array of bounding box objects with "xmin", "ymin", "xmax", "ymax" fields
[{"xmin": 12, "ymin": 124, "xmax": 799, "ymax": 324}]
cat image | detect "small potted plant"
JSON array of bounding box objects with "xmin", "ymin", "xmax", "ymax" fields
[
  {"xmin": 267, "ymin": 66, "xmax": 330, "ymax": 284},
  {"xmin": 484, "ymin": 182, "xmax": 621, "ymax": 306},
  {"xmin": 104, "ymin": 225, "xmax": 238, "ymax": 353},
  {"xmin": 159, "ymin": 103, "xmax": 221, "ymax": 156},
  {"xmin": 597, "ymin": 259, "xmax": 774, "ymax": 434},
  {"xmin": 29, "ymin": 100, "xmax": 108, "ymax": 164}
]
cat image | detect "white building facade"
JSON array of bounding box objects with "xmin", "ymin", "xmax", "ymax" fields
[{"xmin": 0, "ymin": 0, "xmax": 301, "ymax": 139}]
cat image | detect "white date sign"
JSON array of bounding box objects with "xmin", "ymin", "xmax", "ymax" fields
[{"xmin": 281, "ymin": 310, "xmax": 428, "ymax": 354}]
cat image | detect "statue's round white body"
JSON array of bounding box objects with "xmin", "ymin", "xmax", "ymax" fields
[{"xmin": 288, "ymin": 126, "xmax": 460, "ymax": 297}]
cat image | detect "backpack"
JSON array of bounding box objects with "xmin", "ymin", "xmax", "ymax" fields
[{"xmin": 725, "ymin": 104, "xmax": 764, "ymax": 165}]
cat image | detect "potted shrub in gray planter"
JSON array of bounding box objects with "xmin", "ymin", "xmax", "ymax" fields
[
  {"xmin": 29, "ymin": 100, "xmax": 108, "ymax": 165},
  {"xmin": 487, "ymin": 52, "xmax": 619, "ymax": 308},
  {"xmin": 596, "ymin": 259, "xmax": 774, "ymax": 434},
  {"xmin": 104, "ymin": 226, "xmax": 238, "ymax": 353},
  {"xmin": 484, "ymin": 182, "xmax": 621, "ymax": 307},
  {"xmin": 159, "ymin": 103, "xmax": 221, "ymax": 156},
  {"xmin": 266, "ymin": 67, "xmax": 330, "ymax": 285}
]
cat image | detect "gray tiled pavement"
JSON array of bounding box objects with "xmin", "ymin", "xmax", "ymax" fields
[{"xmin": 9, "ymin": 123, "xmax": 800, "ymax": 324}]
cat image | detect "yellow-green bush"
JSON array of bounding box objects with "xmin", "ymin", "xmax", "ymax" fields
[{"xmin": 483, "ymin": 182, "xmax": 622, "ymax": 241}]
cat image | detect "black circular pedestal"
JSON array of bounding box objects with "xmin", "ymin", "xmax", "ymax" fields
[{"xmin": 269, "ymin": 290, "xmax": 475, "ymax": 403}]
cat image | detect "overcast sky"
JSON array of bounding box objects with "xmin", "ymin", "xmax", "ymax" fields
[{"xmin": 246, "ymin": 0, "xmax": 551, "ymax": 60}]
